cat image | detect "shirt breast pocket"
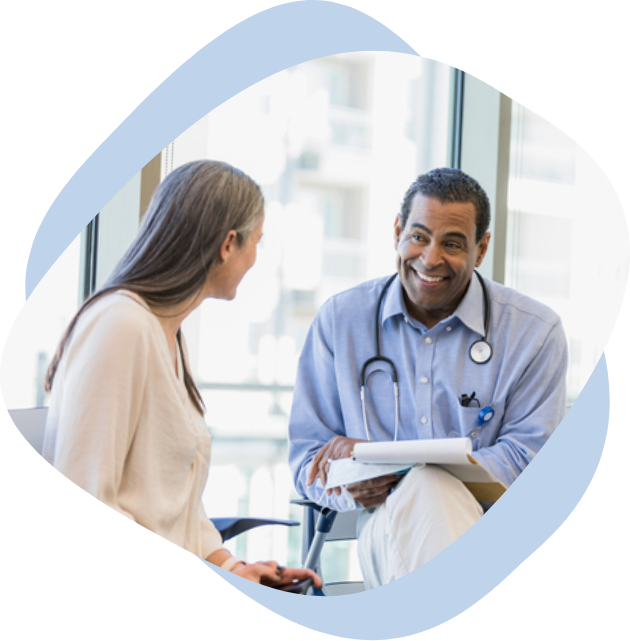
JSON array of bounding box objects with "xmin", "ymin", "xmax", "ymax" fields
[{"xmin": 453, "ymin": 401, "xmax": 504, "ymax": 448}]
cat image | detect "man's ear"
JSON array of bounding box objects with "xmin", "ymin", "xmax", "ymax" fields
[
  {"xmin": 393, "ymin": 216, "xmax": 403, "ymax": 249},
  {"xmin": 219, "ymin": 230, "xmax": 238, "ymax": 263},
  {"xmin": 475, "ymin": 232, "xmax": 491, "ymax": 267}
]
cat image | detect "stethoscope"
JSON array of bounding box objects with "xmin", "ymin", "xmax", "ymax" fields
[{"xmin": 359, "ymin": 270, "xmax": 493, "ymax": 442}]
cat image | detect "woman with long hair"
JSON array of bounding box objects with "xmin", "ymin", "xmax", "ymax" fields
[{"xmin": 43, "ymin": 160, "xmax": 320, "ymax": 588}]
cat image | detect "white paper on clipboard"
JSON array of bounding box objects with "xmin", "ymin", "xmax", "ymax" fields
[
  {"xmin": 325, "ymin": 438, "xmax": 507, "ymax": 503},
  {"xmin": 326, "ymin": 458, "xmax": 413, "ymax": 489},
  {"xmin": 352, "ymin": 438, "xmax": 472, "ymax": 465}
]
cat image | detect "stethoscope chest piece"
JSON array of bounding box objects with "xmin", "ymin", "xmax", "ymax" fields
[
  {"xmin": 360, "ymin": 270, "xmax": 493, "ymax": 442},
  {"xmin": 469, "ymin": 339, "xmax": 492, "ymax": 364}
]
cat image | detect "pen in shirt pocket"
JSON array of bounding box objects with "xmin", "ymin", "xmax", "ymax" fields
[
  {"xmin": 459, "ymin": 391, "xmax": 480, "ymax": 407},
  {"xmin": 460, "ymin": 391, "xmax": 495, "ymax": 429}
]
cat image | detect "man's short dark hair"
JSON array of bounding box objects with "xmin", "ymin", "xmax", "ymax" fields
[{"xmin": 399, "ymin": 168, "xmax": 491, "ymax": 243}]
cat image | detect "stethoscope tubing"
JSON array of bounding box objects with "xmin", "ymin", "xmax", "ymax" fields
[{"xmin": 359, "ymin": 270, "xmax": 492, "ymax": 442}]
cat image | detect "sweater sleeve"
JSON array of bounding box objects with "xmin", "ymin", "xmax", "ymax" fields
[
  {"xmin": 49, "ymin": 299, "xmax": 152, "ymax": 521},
  {"xmin": 196, "ymin": 503, "xmax": 225, "ymax": 560}
]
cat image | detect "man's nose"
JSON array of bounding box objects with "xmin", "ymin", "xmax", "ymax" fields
[{"xmin": 420, "ymin": 242, "xmax": 444, "ymax": 268}]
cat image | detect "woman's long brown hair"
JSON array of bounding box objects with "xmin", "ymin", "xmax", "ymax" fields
[{"xmin": 45, "ymin": 160, "xmax": 264, "ymax": 414}]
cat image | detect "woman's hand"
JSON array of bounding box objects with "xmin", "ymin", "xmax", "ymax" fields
[
  {"xmin": 232, "ymin": 561, "xmax": 322, "ymax": 590},
  {"xmin": 207, "ymin": 550, "xmax": 321, "ymax": 591}
]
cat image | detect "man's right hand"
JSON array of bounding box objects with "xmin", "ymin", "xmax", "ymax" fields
[
  {"xmin": 306, "ymin": 436, "xmax": 403, "ymax": 507},
  {"xmin": 306, "ymin": 436, "xmax": 366, "ymax": 495}
]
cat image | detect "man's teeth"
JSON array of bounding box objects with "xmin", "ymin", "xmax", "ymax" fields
[{"xmin": 415, "ymin": 271, "xmax": 445, "ymax": 283}]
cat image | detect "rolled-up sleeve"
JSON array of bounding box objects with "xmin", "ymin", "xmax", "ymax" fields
[{"xmin": 288, "ymin": 302, "xmax": 357, "ymax": 511}]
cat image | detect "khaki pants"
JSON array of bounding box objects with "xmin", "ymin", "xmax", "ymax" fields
[{"xmin": 357, "ymin": 465, "xmax": 483, "ymax": 590}]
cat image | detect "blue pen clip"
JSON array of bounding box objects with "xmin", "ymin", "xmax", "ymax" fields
[{"xmin": 477, "ymin": 406, "xmax": 495, "ymax": 428}]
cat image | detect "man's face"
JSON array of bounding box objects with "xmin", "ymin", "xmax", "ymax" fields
[{"xmin": 394, "ymin": 194, "xmax": 490, "ymax": 327}]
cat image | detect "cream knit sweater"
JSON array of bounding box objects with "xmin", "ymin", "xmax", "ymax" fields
[{"xmin": 43, "ymin": 290, "xmax": 223, "ymax": 559}]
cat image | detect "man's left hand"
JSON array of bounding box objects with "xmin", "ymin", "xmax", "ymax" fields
[{"xmin": 346, "ymin": 474, "xmax": 402, "ymax": 508}]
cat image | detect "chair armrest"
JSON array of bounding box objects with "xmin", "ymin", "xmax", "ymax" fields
[
  {"xmin": 210, "ymin": 517, "xmax": 299, "ymax": 541},
  {"xmin": 291, "ymin": 497, "xmax": 324, "ymax": 512}
]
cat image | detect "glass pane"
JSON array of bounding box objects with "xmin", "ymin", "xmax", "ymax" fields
[
  {"xmin": 170, "ymin": 52, "xmax": 453, "ymax": 574},
  {"xmin": 506, "ymin": 103, "xmax": 628, "ymax": 403},
  {"xmin": 3, "ymin": 235, "xmax": 81, "ymax": 408}
]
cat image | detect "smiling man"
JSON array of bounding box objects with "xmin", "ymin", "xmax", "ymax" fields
[
  {"xmin": 396, "ymin": 194, "xmax": 489, "ymax": 326},
  {"xmin": 288, "ymin": 168, "xmax": 568, "ymax": 589}
]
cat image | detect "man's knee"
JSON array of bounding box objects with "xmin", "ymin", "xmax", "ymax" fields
[
  {"xmin": 357, "ymin": 465, "xmax": 483, "ymax": 587},
  {"xmin": 387, "ymin": 464, "xmax": 483, "ymax": 525}
]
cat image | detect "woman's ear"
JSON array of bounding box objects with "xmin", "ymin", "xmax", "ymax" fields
[{"xmin": 219, "ymin": 230, "xmax": 238, "ymax": 263}]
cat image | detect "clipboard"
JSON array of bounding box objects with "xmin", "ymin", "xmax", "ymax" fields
[{"xmin": 326, "ymin": 438, "xmax": 507, "ymax": 503}]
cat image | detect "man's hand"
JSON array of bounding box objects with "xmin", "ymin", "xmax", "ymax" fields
[
  {"xmin": 306, "ymin": 436, "xmax": 366, "ymax": 495},
  {"xmin": 346, "ymin": 474, "xmax": 402, "ymax": 508},
  {"xmin": 306, "ymin": 437, "xmax": 402, "ymax": 505}
]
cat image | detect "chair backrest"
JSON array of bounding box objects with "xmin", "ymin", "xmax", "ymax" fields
[{"xmin": 8, "ymin": 407, "xmax": 48, "ymax": 455}]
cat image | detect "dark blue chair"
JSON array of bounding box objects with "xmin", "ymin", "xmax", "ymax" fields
[{"xmin": 211, "ymin": 516, "xmax": 298, "ymax": 541}]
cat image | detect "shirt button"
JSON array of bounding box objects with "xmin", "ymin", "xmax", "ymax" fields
[
  {"xmin": 421, "ymin": 417, "xmax": 428, "ymax": 424},
  {"xmin": 421, "ymin": 376, "xmax": 428, "ymax": 384},
  {"xmin": 446, "ymin": 326, "xmax": 452, "ymax": 332},
  {"xmin": 471, "ymin": 431, "xmax": 478, "ymax": 437},
  {"xmin": 425, "ymin": 337, "xmax": 433, "ymax": 344},
  {"xmin": 404, "ymin": 317, "xmax": 409, "ymax": 323}
]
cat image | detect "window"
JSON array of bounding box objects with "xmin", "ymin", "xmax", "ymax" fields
[
  {"xmin": 3, "ymin": 53, "xmax": 423, "ymax": 565},
  {"xmin": 505, "ymin": 103, "xmax": 628, "ymax": 403},
  {"xmin": 169, "ymin": 52, "xmax": 452, "ymax": 568}
]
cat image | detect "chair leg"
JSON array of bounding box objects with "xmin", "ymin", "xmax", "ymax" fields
[{"xmin": 303, "ymin": 508, "xmax": 337, "ymax": 572}]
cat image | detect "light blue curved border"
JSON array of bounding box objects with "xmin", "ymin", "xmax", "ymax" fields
[
  {"xmin": 204, "ymin": 354, "xmax": 609, "ymax": 638},
  {"xmin": 22, "ymin": 1, "xmax": 611, "ymax": 638},
  {"xmin": 25, "ymin": 0, "xmax": 414, "ymax": 298}
]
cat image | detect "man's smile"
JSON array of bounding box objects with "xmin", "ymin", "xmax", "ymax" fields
[{"xmin": 411, "ymin": 266, "xmax": 448, "ymax": 283}]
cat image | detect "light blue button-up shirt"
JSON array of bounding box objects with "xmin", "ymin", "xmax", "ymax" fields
[{"xmin": 288, "ymin": 273, "xmax": 568, "ymax": 511}]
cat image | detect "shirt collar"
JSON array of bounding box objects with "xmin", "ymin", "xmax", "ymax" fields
[
  {"xmin": 381, "ymin": 275, "xmax": 407, "ymax": 326},
  {"xmin": 452, "ymin": 272, "xmax": 486, "ymax": 336},
  {"xmin": 380, "ymin": 272, "xmax": 486, "ymax": 336}
]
